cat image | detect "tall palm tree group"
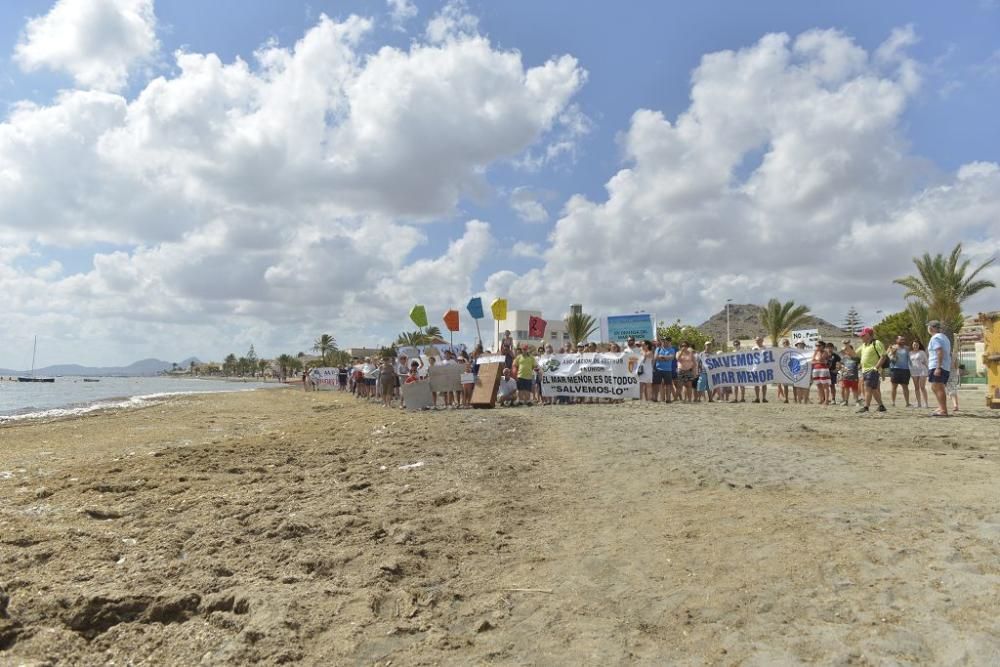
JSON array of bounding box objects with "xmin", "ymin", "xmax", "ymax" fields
[{"xmin": 894, "ymin": 243, "xmax": 996, "ymax": 338}]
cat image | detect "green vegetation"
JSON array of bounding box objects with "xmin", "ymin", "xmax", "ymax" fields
[
  {"xmin": 893, "ymin": 243, "xmax": 996, "ymax": 339},
  {"xmin": 656, "ymin": 319, "xmax": 711, "ymax": 350},
  {"xmin": 842, "ymin": 306, "xmax": 862, "ymax": 338},
  {"xmin": 564, "ymin": 312, "xmax": 598, "ymax": 347}
]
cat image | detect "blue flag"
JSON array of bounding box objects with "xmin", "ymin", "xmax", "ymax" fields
[{"xmin": 466, "ymin": 297, "xmax": 484, "ymax": 320}]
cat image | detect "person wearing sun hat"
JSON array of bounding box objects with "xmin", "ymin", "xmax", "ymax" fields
[{"xmin": 857, "ymin": 327, "xmax": 888, "ymax": 413}]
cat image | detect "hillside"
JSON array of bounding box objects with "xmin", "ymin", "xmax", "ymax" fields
[
  {"xmin": 0, "ymin": 357, "xmax": 200, "ymax": 377},
  {"xmin": 697, "ymin": 304, "xmax": 848, "ymax": 343}
]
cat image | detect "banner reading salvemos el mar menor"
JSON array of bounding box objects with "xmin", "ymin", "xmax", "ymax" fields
[
  {"xmin": 538, "ymin": 353, "xmax": 642, "ymax": 398},
  {"xmin": 703, "ymin": 348, "xmax": 813, "ymax": 389}
]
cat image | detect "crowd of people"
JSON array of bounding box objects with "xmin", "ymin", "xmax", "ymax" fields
[{"xmin": 311, "ymin": 321, "xmax": 961, "ymax": 416}]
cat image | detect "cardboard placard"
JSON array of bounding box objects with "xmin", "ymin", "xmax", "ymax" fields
[
  {"xmin": 401, "ymin": 380, "xmax": 434, "ymax": 410},
  {"xmin": 470, "ymin": 362, "xmax": 503, "ymax": 408},
  {"xmin": 428, "ymin": 362, "xmax": 463, "ymax": 393}
]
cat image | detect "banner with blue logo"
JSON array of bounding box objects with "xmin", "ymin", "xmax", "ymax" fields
[
  {"xmin": 538, "ymin": 353, "xmax": 642, "ymax": 399},
  {"xmin": 601, "ymin": 313, "xmax": 655, "ymax": 343},
  {"xmin": 703, "ymin": 347, "xmax": 813, "ymax": 389}
]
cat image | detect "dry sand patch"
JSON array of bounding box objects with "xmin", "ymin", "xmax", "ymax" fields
[{"xmin": 1, "ymin": 390, "xmax": 998, "ymax": 665}]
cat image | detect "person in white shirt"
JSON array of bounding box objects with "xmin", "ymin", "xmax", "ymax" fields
[
  {"xmin": 908, "ymin": 340, "xmax": 929, "ymax": 408},
  {"xmin": 497, "ymin": 368, "xmax": 518, "ymax": 406},
  {"xmin": 926, "ymin": 320, "xmax": 953, "ymax": 417}
]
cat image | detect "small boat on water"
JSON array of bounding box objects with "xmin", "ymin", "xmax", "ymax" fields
[
  {"xmin": 17, "ymin": 336, "xmax": 55, "ymax": 383},
  {"xmin": 82, "ymin": 378, "xmax": 100, "ymax": 382}
]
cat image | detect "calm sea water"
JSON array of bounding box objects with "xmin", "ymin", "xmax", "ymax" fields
[{"xmin": 0, "ymin": 376, "xmax": 277, "ymax": 422}]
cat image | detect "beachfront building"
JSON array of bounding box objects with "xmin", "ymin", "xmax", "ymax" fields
[
  {"xmin": 347, "ymin": 347, "xmax": 382, "ymax": 359},
  {"xmin": 493, "ymin": 309, "xmax": 570, "ymax": 351}
]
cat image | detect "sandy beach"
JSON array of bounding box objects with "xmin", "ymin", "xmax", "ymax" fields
[{"xmin": 2, "ymin": 388, "xmax": 999, "ymax": 665}]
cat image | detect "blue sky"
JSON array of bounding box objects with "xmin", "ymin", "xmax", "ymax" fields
[{"xmin": 1, "ymin": 0, "xmax": 998, "ymax": 368}]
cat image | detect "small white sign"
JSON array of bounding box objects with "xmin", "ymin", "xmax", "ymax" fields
[{"xmin": 790, "ymin": 329, "xmax": 820, "ymax": 346}]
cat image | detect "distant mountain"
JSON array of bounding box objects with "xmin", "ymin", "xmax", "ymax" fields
[
  {"xmin": 0, "ymin": 357, "xmax": 201, "ymax": 378},
  {"xmin": 697, "ymin": 304, "xmax": 848, "ymax": 343}
]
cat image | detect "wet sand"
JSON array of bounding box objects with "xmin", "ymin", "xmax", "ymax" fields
[{"xmin": 2, "ymin": 389, "xmax": 999, "ymax": 665}]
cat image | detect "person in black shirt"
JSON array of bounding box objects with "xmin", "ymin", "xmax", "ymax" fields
[{"xmin": 825, "ymin": 342, "xmax": 841, "ymax": 404}]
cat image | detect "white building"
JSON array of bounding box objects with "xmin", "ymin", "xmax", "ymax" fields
[{"xmin": 492, "ymin": 309, "xmax": 571, "ymax": 351}]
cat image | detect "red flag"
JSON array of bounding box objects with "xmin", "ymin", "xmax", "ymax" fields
[{"xmin": 528, "ymin": 315, "xmax": 547, "ymax": 339}]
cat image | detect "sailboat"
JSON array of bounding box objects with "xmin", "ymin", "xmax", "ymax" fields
[{"xmin": 18, "ymin": 336, "xmax": 55, "ymax": 383}]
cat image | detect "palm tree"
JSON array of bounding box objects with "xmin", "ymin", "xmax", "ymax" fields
[
  {"xmin": 257, "ymin": 359, "xmax": 270, "ymax": 378},
  {"xmin": 276, "ymin": 353, "xmax": 296, "ymax": 381},
  {"xmin": 894, "ymin": 243, "xmax": 996, "ymax": 338},
  {"xmin": 425, "ymin": 325, "xmax": 443, "ymax": 341},
  {"xmin": 759, "ymin": 299, "xmax": 812, "ymax": 346},
  {"xmin": 223, "ymin": 353, "xmax": 237, "ymax": 376},
  {"xmin": 905, "ymin": 301, "xmax": 931, "ymax": 348},
  {"xmin": 564, "ymin": 311, "xmax": 598, "ymax": 347},
  {"xmin": 396, "ymin": 330, "xmax": 428, "ymax": 346},
  {"xmin": 313, "ymin": 334, "xmax": 336, "ymax": 363}
]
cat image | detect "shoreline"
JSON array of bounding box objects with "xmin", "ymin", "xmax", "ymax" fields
[{"xmin": 0, "ymin": 382, "xmax": 288, "ymax": 426}]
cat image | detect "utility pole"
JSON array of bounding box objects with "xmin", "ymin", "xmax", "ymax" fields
[{"xmin": 726, "ymin": 298, "xmax": 733, "ymax": 351}]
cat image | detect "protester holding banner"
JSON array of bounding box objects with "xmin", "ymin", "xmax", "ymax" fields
[
  {"xmin": 696, "ymin": 341, "xmax": 712, "ymax": 402},
  {"xmin": 653, "ymin": 337, "xmax": 677, "ymax": 403},
  {"xmin": 791, "ymin": 341, "xmax": 808, "ymax": 403},
  {"xmin": 639, "ymin": 340, "xmax": 654, "ymax": 400},
  {"xmin": 462, "ymin": 357, "xmax": 475, "ymax": 407},
  {"xmin": 677, "ymin": 342, "xmax": 697, "ymax": 402},
  {"xmin": 751, "ymin": 337, "xmax": 769, "ymax": 403},
  {"xmin": 728, "ymin": 340, "xmax": 747, "ymax": 403},
  {"xmin": 775, "ymin": 338, "xmax": 791, "ymax": 403}
]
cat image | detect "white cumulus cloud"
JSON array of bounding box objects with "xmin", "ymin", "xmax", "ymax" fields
[
  {"xmin": 14, "ymin": 0, "xmax": 158, "ymax": 92},
  {"xmin": 487, "ymin": 28, "xmax": 1000, "ymax": 326},
  {"xmin": 387, "ymin": 0, "xmax": 418, "ymax": 29},
  {"xmin": 0, "ymin": 8, "xmax": 585, "ymax": 365}
]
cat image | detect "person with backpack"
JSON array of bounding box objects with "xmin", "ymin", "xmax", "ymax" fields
[{"xmin": 857, "ymin": 327, "xmax": 888, "ymax": 413}]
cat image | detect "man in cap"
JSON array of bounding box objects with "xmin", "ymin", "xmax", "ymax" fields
[
  {"xmin": 926, "ymin": 320, "xmax": 952, "ymax": 416},
  {"xmin": 857, "ymin": 327, "xmax": 887, "ymax": 413}
]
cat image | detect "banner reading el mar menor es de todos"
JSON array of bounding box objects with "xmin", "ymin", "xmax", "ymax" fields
[{"xmin": 538, "ymin": 353, "xmax": 642, "ymax": 399}]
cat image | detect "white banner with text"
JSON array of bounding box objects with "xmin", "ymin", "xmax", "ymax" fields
[
  {"xmin": 538, "ymin": 353, "xmax": 642, "ymax": 399},
  {"xmin": 703, "ymin": 348, "xmax": 813, "ymax": 389}
]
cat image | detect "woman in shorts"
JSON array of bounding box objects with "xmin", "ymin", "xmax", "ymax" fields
[
  {"xmin": 461, "ymin": 357, "xmax": 475, "ymax": 407},
  {"xmin": 811, "ymin": 341, "xmax": 831, "ymax": 405},
  {"xmin": 908, "ymin": 340, "xmax": 929, "ymax": 408},
  {"xmin": 639, "ymin": 340, "xmax": 654, "ymax": 401},
  {"xmin": 839, "ymin": 343, "xmax": 861, "ymax": 406}
]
